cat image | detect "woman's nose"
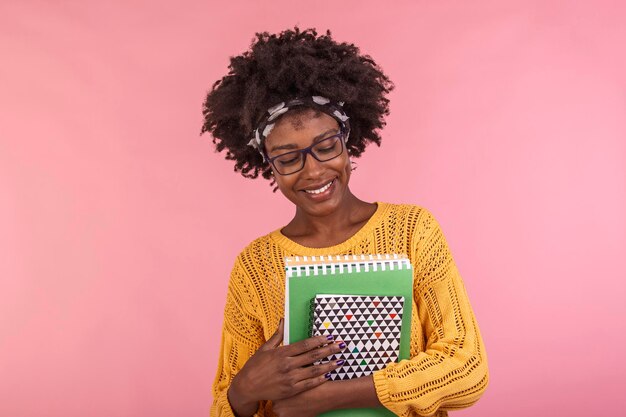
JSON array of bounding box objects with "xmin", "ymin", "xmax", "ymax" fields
[{"xmin": 300, "ymin": 152, "xmax": 325, "ymax": 178}]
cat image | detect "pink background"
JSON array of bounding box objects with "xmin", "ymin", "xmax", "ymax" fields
[{"xmin": 1, "ymin": 1, "xmax": 625, "ymax": 416}]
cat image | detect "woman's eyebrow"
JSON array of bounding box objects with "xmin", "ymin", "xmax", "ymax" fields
[
  {"xmin": 269, "ymin": 143, "xmax": 298, "ymax": 152},
  {"xmin": 269, "ymin": 129, "xmax": 339, "ymax": 152}
]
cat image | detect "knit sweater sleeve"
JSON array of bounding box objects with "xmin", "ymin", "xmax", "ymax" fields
[
  {"xmin": 210, "ymin": 256, "xmax": 267, "ymax": 417},
  {"xmin": 372, "ymin": 208, "xmax": 489, "ymax": 416}
]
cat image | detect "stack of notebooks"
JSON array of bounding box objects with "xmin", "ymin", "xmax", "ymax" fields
[{"xmin": 284, "ymin": 254, "xmax": 413, "ymax": 417}]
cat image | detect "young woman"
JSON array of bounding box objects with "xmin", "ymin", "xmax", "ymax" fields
[{"xmin": 203, "ymin": 28, "xmax": 489, "ymax": 417}]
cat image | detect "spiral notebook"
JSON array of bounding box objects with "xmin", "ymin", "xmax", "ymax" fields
[
  {"xmin": 284, "ymin": 254, "xmax": 413, "ymax": 417},
  {"xmin": 310, "ymin": 294, "xmax": 405, "ymax": 381}
]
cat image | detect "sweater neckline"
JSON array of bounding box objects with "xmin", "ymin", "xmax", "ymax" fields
[{"xmin": 269, "ymin": 201, "xmax": 389, "ymax": 255}]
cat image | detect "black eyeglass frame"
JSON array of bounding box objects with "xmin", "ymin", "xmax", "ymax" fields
[{"xmin": 263, "ymin": 127, "xmax": 350, "ymax": 176}]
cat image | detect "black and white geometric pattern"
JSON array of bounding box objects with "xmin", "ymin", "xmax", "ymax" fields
[{"xmin": 310, "ymin": 295, "xmax": 404, "ymax": 381}]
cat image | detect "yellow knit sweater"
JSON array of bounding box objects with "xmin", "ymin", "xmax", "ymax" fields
[{"xmin": 211, "ymin": 203, "xmax": 489, "ymax": 417}]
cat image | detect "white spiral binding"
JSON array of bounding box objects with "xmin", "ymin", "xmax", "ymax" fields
[{"xmin": 285, "ymin": 254, "xmax": 411, "ymax": 277}]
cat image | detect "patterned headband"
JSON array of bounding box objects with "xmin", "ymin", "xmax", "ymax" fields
[{"xmin": 247, "ymin": 96, "xmax": 350, "ymax": 158}]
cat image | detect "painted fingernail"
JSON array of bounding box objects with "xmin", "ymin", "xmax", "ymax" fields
[
  {"xmin": 326, "ymin": 335, "xmax": 334, "ymax": 341},
  {"xmin": 325, "ymin": 372, "xmax": 332, "ymax": 379},
  {"xmin": 338, "ymin": 342, "xmax": 346, "ymax": 349},
  {"xmin": 336, "ymin": 360, "xmax": 345, "ymax": 366}
]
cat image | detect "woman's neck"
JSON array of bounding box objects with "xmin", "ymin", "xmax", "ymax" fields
[{"xmin": 282, "ymin": 190, "xmax": 377, "ymax": 248}]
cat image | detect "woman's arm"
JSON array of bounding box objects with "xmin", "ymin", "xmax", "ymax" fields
[
  {"xmin": 212, "ymin": 257, "xmax": 346, "ymax": 417},
  {"xmin": 371, "ymin": 208, "xmax": 489, "ymax": 415},
  {"xmin": 272, "ymin": 374, "xmax": 380, "ymax": 417},
  {"xmin": 211, "ymin": 258, "xmax": 266, "ymax": 417}
]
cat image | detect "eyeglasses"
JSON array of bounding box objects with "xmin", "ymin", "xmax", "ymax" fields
[{"xmin": 264, "ymin": 131, "xmax": 347, "ymax": 176}]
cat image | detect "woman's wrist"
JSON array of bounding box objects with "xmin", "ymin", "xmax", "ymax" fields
[
  {"xmin": 322, "ymin": 375, "xmax": 381, "ymax": 411},
  {"xmin": 227, "ymin": 375, "xmax": 258, "ymax": 417}
]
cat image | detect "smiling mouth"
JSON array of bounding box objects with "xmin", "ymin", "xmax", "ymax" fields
[{"xmin": 303, "ymin": 179, "xmax": 335, "ymax": 195}]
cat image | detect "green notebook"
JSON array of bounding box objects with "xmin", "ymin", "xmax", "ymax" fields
[{"xmin": 284, "ymin": 254, "xmax": 413, "ymax": 417}]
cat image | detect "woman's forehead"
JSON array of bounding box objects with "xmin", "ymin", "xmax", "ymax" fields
[{"xmin": 265, "ymin": 110, "xmax": 339, "ymax": 145}]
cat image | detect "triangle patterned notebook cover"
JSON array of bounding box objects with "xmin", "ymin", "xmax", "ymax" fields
[{"xmin": 311, "ymin": 294, "xmax": 405, "ymax": 381}]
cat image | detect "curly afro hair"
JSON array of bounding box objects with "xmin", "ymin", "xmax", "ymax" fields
[{"xmin": 201, "ymin": 27, "xmax": 394, "ymax": 185}]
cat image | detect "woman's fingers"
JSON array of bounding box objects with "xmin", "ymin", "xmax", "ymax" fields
[
  {"xmin": 259, "ymin": 318, "xmax": 284, "ymax": 351},
  {"xmin": 291, "ymin": 359, "xmax": 346, "ymax": 394},
  {"xmin": 295, "ymin": 357, "xmax": 345, "ymax": 382},
  {"xmin": 281, "ymin": 334, "xmax": 335, "ymax": 357},
  {"xmin": 288, "ymin": 340, "xmax": 346, "ymax": 368}
]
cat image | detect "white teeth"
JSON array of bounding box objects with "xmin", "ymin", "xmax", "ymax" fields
[{"xmin": 305, "ymin": 180, "xmax": 333, "ymax": 194}]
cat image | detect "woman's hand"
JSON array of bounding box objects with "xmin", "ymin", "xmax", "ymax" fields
[{"xmin": 227, "ymin": 319, "xmax": 346, "ymax": 417}]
